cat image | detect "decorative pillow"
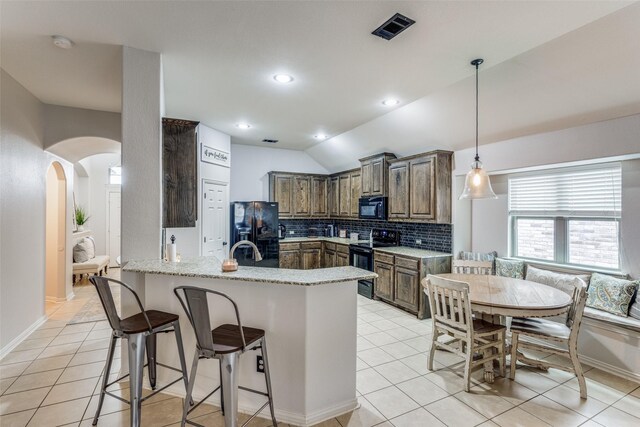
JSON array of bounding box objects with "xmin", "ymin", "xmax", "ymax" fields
[
  {"xmin": 586, "ymin": 273, "xmax": 639, "ymax": 317},
  {"xmin": 495, "ymin": 258, "xmax": 525, "ymax": 279},
  {"xmin": 525, "ymin": 266, "xmax": 590, "ymax": 297},
  {"xmin": 629, "ymin": 300, "xmax": 640, "ymax": 320},
  {"xmin": 458, "ymin": 251, "xmax": 498, "ymax": 273},
  {"xmin": 73, "ymin": 237, "xmax": 95, "ymax": 263}
]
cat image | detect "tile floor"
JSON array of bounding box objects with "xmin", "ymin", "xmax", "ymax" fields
[{"xmin": 1, "ymin": 275, "xmax": 639, "ymax": 427}]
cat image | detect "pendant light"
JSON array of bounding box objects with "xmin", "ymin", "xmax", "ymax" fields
[{"xmin": 459, "ymin": 58, "xmax": 497, "ymax": 200}]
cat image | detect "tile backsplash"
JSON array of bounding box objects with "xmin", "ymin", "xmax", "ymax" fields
[{"xmin": 280, "ymin": 218, "xmax": 452, "ymax": 253}]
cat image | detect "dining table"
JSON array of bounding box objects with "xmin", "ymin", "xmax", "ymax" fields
[{"xmin": 424, "ymin": 273, "xmax": 573, "ymax": 383}]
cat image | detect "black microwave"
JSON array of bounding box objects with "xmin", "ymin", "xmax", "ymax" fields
[{"xmin": 358, "ymin": 196, "xmax": 387, "ymax": 220}]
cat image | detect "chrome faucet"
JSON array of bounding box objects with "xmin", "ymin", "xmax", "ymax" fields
[{"xmin": 222, "ymin": 240, "xmax": 262, "ymax": 272}]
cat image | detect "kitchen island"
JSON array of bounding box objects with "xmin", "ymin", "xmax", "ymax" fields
[{"xmin": 122, "ymin": 256, "xmax": 376, "ymax": 426}]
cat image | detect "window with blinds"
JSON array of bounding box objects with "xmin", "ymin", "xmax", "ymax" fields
[{"xmin": 508, "ymin": 164, "xmax": 621, "ymax": 270}]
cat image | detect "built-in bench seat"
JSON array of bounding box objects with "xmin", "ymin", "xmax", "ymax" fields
[
  {"xmin": 583, "ymin": 306, "xmax": 640, "ymax": 333},
  {"xmin": 73, "ymin": 254, "xmax": 110, "ymax": 283}
]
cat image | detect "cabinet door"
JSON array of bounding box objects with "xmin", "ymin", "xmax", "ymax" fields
[
  {"xmin": 279, "ymin": 250, "xmax": 300, "ymax": 269},
  {"xmin": 329, "ymin": 177, "xmax": 339, "ymax": 216},
  {"xmin": 409, "ymin": 156, "xmax": 436, "ymax": 221},
  {"xmin": 293, "ymin": 176, "xmax": 311, "ymax": 217},
  {"xmin": 372, "ymin": 157, "xmax": 385, "ymax": 196},
  {"xmin": 336, "ymin": 251, "xmax": 350, "ymax": 267},
  {"xmin": 388, "ymin": 161, "xmax": 409, "ymax": 219},
  {"xmin": 323, "ymin": 249, "xmax": 336, "ymax": 268},
  {"xmin": 394, "ymin": 266, "xmax": 420, "ymax": 311},
  {"xmin": 361, "ymin": 161, "xmax": 372, "ymax": 196},
  {"xmin": 302, "ymin": 249, "xmax": 321, "ymax": 270},
  {"xmin": 272, "ymin": 174, "xmax": 294, "ymax": 217},
  {"xmin": 338, "ymin": 174, "xmax": 351, "ymax": 217},
  {"xmin": 374, "ymin": 261, "xmax": 394, "ymax": 301},
  {"xmin": 311, "ymin": 177, "xmax": 328, "ymax": 217},
  {"xmin": 350, "ymin": 171, "xmax": 361, "ymax": 217}
]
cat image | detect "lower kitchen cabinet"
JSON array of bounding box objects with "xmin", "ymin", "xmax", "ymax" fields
[
  {"xmin": 301, "ymin": 242, "xmax": 322, "ymax": 270},
  {"xmin": 335, "ymin": 244, "xmax": 350, "ymax": 267},
  {"xmin": 279, "ymin": 249, "xmax": 300, "ymax": 269},
  {"xmin": 373, "ymin": 252, "xmax": 451, "ymax": 319}
]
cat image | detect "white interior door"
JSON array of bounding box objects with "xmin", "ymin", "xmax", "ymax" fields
[
  {"xmin": 202, "ymin": 181, "xmax": 229, "ymax": 261},
  {"xmin": 107, "ymin": 191, "xmax": 121, "ymax": 267}
]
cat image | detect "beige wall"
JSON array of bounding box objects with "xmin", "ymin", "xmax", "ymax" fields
[{"xmin": 45, "ymin": 163, "xmax": 68, "ymax": 301}]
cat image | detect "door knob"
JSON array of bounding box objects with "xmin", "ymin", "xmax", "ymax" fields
[{"xmin": 223, "ymin": 242, "xmax": 228, "ymax": 246}]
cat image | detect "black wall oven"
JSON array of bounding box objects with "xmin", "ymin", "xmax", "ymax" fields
[
  {"xmin": 350, "ymin": 245, "xmax": 374, "ymax": 298},
  {"xmin": 358, "ymin": 196, "xmax": 387, "ymax": 220}
]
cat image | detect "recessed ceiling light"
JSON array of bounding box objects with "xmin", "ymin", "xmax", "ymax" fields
[
  {"xmin": 236, "ymin": 123, "xmax": 251, "ymax": 130},
  {"xmin": 314, "ymin": 134, "xmax": 328, "ymax": 140},
  {"xmin": 51, "ymin": 35, "xmax": 74, "ymax": 49},
  {"xmin": 382, "ymin": 98, "xmax": 400, "ymax": 106},
  {"xmin": 273, "ymin": 74, "xmax": 294, "ymax": 84}
]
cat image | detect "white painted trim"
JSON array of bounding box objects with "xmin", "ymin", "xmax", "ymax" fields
[
  {"xmin": 105, "ymin": 186, "xmax": 121, "ymax": 267},
  {"xmin": 0, "ymin": 315, "xmax": 47, "ymax": 360},
  {"xmin": 46, "ymin": 296, "xmax": 67, "ymax": 303},
  {"xmin": 580, "ymin": 354, "xmax": 640, "ymax": 384}
]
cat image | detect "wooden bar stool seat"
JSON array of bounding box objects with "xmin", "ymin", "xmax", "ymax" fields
[
  {"xmin": 120, "ymin": 310, "xmax": 180, "ymax": 334},
  {"xmin": 212, "ymin": 324, "xmax": 265, "ymax": 354}
]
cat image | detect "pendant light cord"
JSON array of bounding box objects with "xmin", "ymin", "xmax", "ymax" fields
[{"xmin": 475, "ymin": 61, "xmax": 479, "ymax": 162}]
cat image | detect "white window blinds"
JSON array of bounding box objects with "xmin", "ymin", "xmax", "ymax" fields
[{"xmin": 508, "ymin": 164, "xmax": 621, "ymax": 218}]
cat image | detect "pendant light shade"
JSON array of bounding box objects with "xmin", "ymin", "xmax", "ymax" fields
[{"xmin": 459, "ymin": 58, "xmax": 497, "ymax": 200}]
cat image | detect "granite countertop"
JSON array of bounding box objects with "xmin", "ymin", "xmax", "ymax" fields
[
  {"xmin": 374, "ymin": 246, "xmax": 452, "ymax": 259},
  {"xmin": 280, "ymin": 237, "xmax": 367, "ymax": 245},
  {"xmin": 123, "ymin": 256, "xmax": 377, "ymax": 286}
]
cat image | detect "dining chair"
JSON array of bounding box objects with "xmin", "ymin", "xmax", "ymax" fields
[
  {"xmin": 509, "ymin": 277, "xmax": 589, "ymax": 398},
  {"xmin": 425, "ymin": 275, "xmax": 506, "ymax": 392},
  {"xmin": 452, "ymin": 259, "xmax": 493, "ymax": 275}
]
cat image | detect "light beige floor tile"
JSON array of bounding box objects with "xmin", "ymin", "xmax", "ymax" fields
[
  {"xmin": 564, "ymin": 376, "xmax": 626, "ymax": 405},
  {"xmin": 49, "ymin": 332, "xmax": 90, "ymax": 347},
  {"xmin": 0, "ymin": 408, "xmax": 36, "ymax": 427},
  {"xmin": 84, "ymin": 384, "xmax": 177, "ymax": 419},
  {"xmin": 0, "ymin": 349, "xmax": 43, "ymax": 366},
  {"xmin": 37, "ymin": 343, "xmax": 82, "ymax": 359},
  {"xmin": 91, "ymin": 321, "xmax": 112, "ymax": 331},
  {"xmin": 4, "ymin": 369, "xmax": 62, "ymax": 394},
  {"xmin": 584, "ymin": 368, "xmax": 640, "ymax": 394},
  {"xmin": 336, "ymin": 397, "xmax": 386, "ymax": 427},
  {"xmin": 0, "ymin": 387, "xmax": 50, "ymax": 415},
  {"xmin": 376, "ymin": 308, "xmax": 409, "ymax": 320},
  {"xmin": 357, "ymin": 336, "xmax": 376, "ymax": 352},
  {"xmin": 522, "ymin": 364, "xmax": 577, "ymax": 384},
  {"xmin": 357, "ymin": 348, "xmax": 395, "ymax": 367},
  {"xmin": 28, "ymin": 397, "xmax": 90, "ymax": 426},
  {"xmin": 373, "ymin": 361, "xmax": 420, "ymax": 384},
  {"xmin": 477, "ymin": 422, "xmax": 500, "ymax": 427},
  {"xmin": 357, "ymin": 323, "xmax": 381, "ymax": 336},
  {"xmin": 356, "ymin": 357, "xmax": 369, "ymax": 372},
  {"xmin": 405, "ymin": 323, "xmax": 432, "ymax": 335},
  {"xmin": 378, "ymin": 342, "xmax": 419, "ymax": 359},
  {"xmin": 364, "ymin": 386, "xmax": 419, "ymax": 419},
  {"xmin": 428, "ymin": 348, "xmax": 466, "ymax": 367},
  {"xmin": 0, "ymin": 362, "xmax": 31, "ymax": 380},
  {"xmin": 38, "ymin": 320, "xmax": 67, "ymax": 330},
  {"xmin": 425, "ymin": 395, "xmax": 487, "ymax": 427},
  {"xmin": 453, "ymin": 389, "xmax": 514, "ymax": 418},
  {"xmin": 60, "ymin": 324, "xmax": 95, "ymax": 336},
  {"xmin": 385, "ymin": 327, "xmax": 419, "ymax": 341},
  {"xmin": 78, "ymin": 338, "xmax": 116, "ymax": 354},
  {"xmin": 42, "ymin": 377, "xmax": 99, "ymax": 406},
  {"xmin": 359, "ymin": 313, "xmax": 385, "ymax": 323},
  {"xmin": 85, "ymin": 329, "xmax": 113, "ymax": 341},
  {"xmin": 593, "ymin": 406, "xmax": 640, "ymax": 427},
  {"xmin": 579, "ymin": 421, "xmax": 605, "ymax": 427},
  {"xmin": 520, "ymin": 395, "xmax": 587, "ymax": 427},
  {"xmin": 13, "ymin": 337, "xmax": 55, "ymax": 352},
  {"xmin": 1, "ymin": 377, "xmax": 17, "ymax": 394},
  {"xmin": 613, "ymin": 393, "xmax": 640, "ymax": 417},
  {"xmin": 396, "ymin": 375, "xmax": 449, "ymax": 406},
  {"xmin": 23, "ymin": 355, "xmax": 73, "ymax": 375},
  {"xmin": 470, "ymin": 377, "xmax": 537, "ymax": 406},
  {"xmin": 389, "ymin": 407, "xmax": 445, "ymax": 427},
  {"xmin": 356, "ymin": 368, "xmax": 392, "ymax": 395},
  {"xmin": 543, "ymin": 384, "xmax": 608, "ymax": 417},
  {"xmin": 69, "ymin": 349, "xmax": 108, "ymax": 367},
  {"xmin": 365, "ymin": 332, "xmax": 398, "ymax": 347},
  {"xmin": 369, "ymin": 319, "xmax": 401, "ymax": 332},
  {"xmin": 58, "ymin": 361, "xmax": 109, "ymax": 384},
  {"xmin": 512, "ymin": 367, "xmax": 560, "ymax": 394},
  {"xmin": 402, "ymin": 336, "xmax": 431, "ymax": 352},
  {"xmin": 493, "ymin": 407, "xmax": 551, "ymax": 427},
  {"xmin": 399, "ymin": 353, "xmax": 442, "ymax": 375},
  {"xmin": 424, "ymin": 368, "xmax": 483, "ymax": 395}
]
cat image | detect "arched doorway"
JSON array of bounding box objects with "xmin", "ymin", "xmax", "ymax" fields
[{"xmin": 46, "ymin": 162, "xmax": 67, "ymax": 301}]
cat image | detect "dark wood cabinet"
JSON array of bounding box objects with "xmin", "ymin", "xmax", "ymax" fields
[
  {"xmin": 350, "ymin": 170, "xmax": 361, "ymax": 217},
  {"xmin": 338, "ymin": 174, "xmax": 351, "ymax": 217},
  {"xmin": 279, "ymin": 248, "xmax": 301, "ymax": 269},
  {"xmin": 360, "ymin": 153, "xmax": 395, "ymax": 197},
  {"xmin": 293, "ymin": 176, "xmax": 311, "ymax": 217},
  {"xmin": 336, "ymin": 252, "xmax": 350, "ymax": 267},
  {"xmin": 329, "ymin": 177, "xmax": 339, "ymax": 216},
  {"xmin": 374, "ymin": 261, "xmax": 394, "ymax": 300},
  {"xmin": 302, "ymin": 248, "xmax": 322, "ymax": 269},
  {"xmin": 270, "ymin": 172, "xmax": 328, "ymax": 219},
  {"xmin": 409, "ymin": 156, "xmax": 435, "ymax": 221},
  {"xmin": 388, "ymin": 161, "xmax": 409, "ymax": 219},
  {"xmin": 270, "ymin": 174, "xmax": 294, "ymax": 217},
  {"xmin": 162, "ymin": 118, "xmax": 199, "ymax": 228},
  {"xmin": 394, "ymin": 266, "xmax": 420, "ymax": 311},
  {"xmin": 311, "ymin": 177, "xmax": 328, "ymax": 217}
]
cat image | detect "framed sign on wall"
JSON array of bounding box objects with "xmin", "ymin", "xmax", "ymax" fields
[{"xmin": 201, "ymin": 144, "xmax": 230, "ymax": 168}]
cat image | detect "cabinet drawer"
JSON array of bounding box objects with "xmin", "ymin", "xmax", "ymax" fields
[
  {"xmin": 301, "ymin": 241, "xmax": 322, "ymax": 250},
  {"xmin": 280, "ymin": 242, "xmax": 300, "ymax": 251},
  {"xmin": 374, "ymin": 252, "xmax": 394, "ymax": 264},
  {"xmin": 395, "ymin": 256, "xmax": 419, "ymax": 270},
  {"xmin": 336, "ymin": 243, "xmax": 350, "ymax": 254},
  {"xmin": 324, "ymin": 242, "xmax": 336, "ymax": 251}
]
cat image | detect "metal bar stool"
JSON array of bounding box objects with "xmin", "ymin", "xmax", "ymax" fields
[
  {"xmin": 174, "ymin": 286, "xmax": 277, "ymax": 427},
  {"xmin": 90, "ymin": 276, "xmax": 190, "ymax": 427}
]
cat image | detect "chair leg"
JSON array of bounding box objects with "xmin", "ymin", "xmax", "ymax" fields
[
  {"xmin": 146, "ymin": 333, "xmax": 157, "ymax": 390},
  {"xmin": 427, "ymin": 332, "xmax": 437, "ymax": 371},
  {"xmin": 463, "ymin": 338, "xmax": 473, "ymax": 392},
  {"xmin": 569, "ymin": 346, "xmax": 587, "ymax": 399},
  {"xmin": 182, "ymin": 351, "xmax": 200, "ymax": 427},
  {"xmin": 173, "ymin": 321, "xmax": 192, "ymax": 405},
  {"xmin": 92, "ymin": 335, "xmax": 118, "ymax": 426},
  {"xmin": 261, "ymin": 336, "xmax": 277, "ymax": 427},
  {"xmin": 219, "ymin": 361, "xmax": 225, "ymax": 416},
  {"xmin": 128, "ymin": 333, "xmax": 147, "ymax": 427},
  {"xmin": 220, "ymin": 352, "xmax": 239, "ymax": 427},
  {"xmin": 509, "ymin": 332, "xmax": 519, "ymax": 380},
  {"xmin": 500, "ymin": 331, "xmax": 506, "ymax": 378}
]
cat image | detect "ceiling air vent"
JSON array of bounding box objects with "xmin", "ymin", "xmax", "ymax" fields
[
  {"xmin": 262, "ymin": 139, "xmax": 278, "ymax": 144},
  {"xmin": 372, "ymin": 13, "xmax": 415, "ymax": 40}
]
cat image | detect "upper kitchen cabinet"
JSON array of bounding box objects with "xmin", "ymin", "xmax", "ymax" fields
[
  {"xmin": 162, "ymin": 118, "xmax": 199, "ymax": 228},
  {"xmin": 360, "ymin": 153, "xmax": 396, "ymax": 197},
  {"xmin": 338, "ymin": 173, "xmax": 351, "ymax": 217},
  {"xmin": 269, "ymin": 172, "xmax": 327, "ymax": 219},
  {"xmin": 329, "ymin": 176, "xmax": 339, "ymax": 217},
  {"xmin": 387, "ymin": 151, "xmax": 452, "ymax": 224},
  {"xmin": 349, "ymin": 169, "xmax": 361, "ymax": 217}
]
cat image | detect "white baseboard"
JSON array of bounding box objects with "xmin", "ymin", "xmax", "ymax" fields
[
  {"xmin": 0, "ymin": 315, "xmax": 48, "ymax": 360},
  {"xmin": 579, "ymin": 354, "xmax": 640, "ymax": 383},
  {"xmin": 45, "ymin": 295, "xmax": 67, "ymax": 303}
]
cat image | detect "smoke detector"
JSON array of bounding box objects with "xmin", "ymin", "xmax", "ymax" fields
[
  {"xmin": 52, "ymin": 35, "xmax": 74, "ymax": 49},
  {"xmin": 372, "ymin": 13, "xmax": 415, "ymax": 40}
]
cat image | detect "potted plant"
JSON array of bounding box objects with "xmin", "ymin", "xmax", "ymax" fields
[{"xmin": 75, "ymin": 205, "xmax": 90, "ymax": 231}]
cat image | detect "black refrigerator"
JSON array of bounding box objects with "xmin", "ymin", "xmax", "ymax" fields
[{"xmin": 230, "ymin": 201, "xmax": 279, "ymax": 268}]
